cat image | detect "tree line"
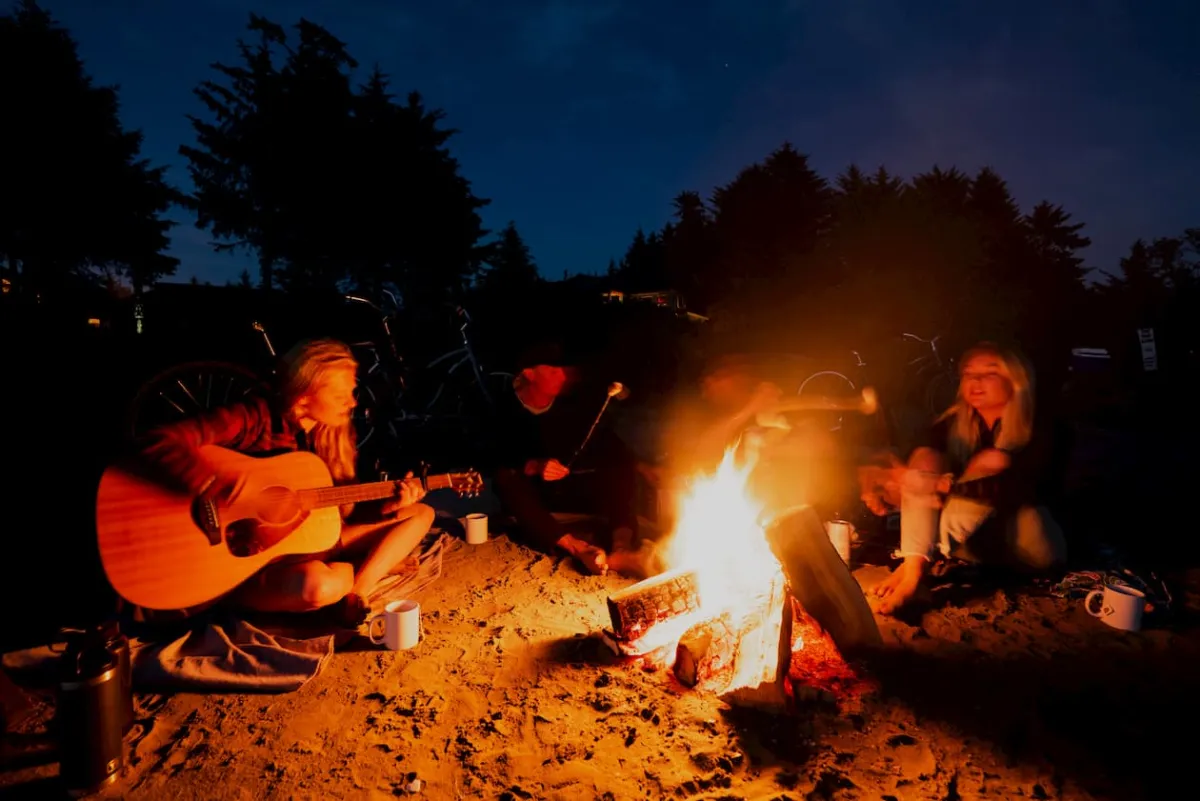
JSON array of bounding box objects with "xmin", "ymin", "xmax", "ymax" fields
[{"xmin": 1, "ymin": 1, "xmax": 1195, "ymax": 378}]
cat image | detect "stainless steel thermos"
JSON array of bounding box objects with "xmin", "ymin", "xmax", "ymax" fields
[
  {"xmin": 97, "ymin": 620, "xmax": 133, "ymax": 734},
  {"xmin": 55, "ymin": 622, "xmax": 132, "ymax": 796}
]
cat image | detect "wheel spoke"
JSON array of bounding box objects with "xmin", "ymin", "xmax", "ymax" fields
[
  {"xmin": 156, "ymin": 390, "xmax": 188, "ymax": 417},
  {"xmin": 173, "ymin": 377, "xmax": 202, "ymax": 409}
]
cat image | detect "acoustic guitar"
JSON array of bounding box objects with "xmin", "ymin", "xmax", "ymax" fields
[{"xmin": 96, "ymin": 445, "xmax": 483, "ymax": 610}]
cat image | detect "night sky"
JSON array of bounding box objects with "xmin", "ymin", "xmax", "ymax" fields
[{"xmin": 47, "ymin": 0, "xmax": 1199, "ymax": 285}]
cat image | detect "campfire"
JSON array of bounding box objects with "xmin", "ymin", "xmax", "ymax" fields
[{"xmin": 602, "ymin": 447, "xmax": 863, "ymax": 709}]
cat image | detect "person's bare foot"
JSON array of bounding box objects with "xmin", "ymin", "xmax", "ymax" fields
[
  {"xmin": 557, "ymin": 534, "xmax": 609, "ymax": 575},
  {"xmin": 873, "ymin": 557, "xmax": 926, "ymax": 615}
]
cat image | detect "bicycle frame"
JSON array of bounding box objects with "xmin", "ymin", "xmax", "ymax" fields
[
  {"xmin": 797, "ymin": 332, "xmax": 953, "ymax": 424},
  {"xmin": 344, "ymin": 293, "xmax": 496, "ymax": 423},
  {"xmin": 902, "ymin": 332, "xmax": 946, "ymax": 375}
]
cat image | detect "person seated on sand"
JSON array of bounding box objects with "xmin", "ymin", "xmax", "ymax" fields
[
  {"xmin": 138, "ymin": 338, "xmax": 435, "ymax": 626},
  {"xmin": 492, "ymin": 341, "xmax": 651, "ymax": 576},
  {"xmin": 864, "ymin": 342, "xmax": 1069, "ymax": 615}
]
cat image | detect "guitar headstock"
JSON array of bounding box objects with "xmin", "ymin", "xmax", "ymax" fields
[{"xmin": 447, "ymin": 469, "xmax": 484, "ymax": 498}]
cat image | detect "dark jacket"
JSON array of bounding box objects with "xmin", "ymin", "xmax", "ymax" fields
[
  {"xmin": 495, "ymin": 378, "xmax": 633, "ymax": 472},
  {"xmin": 918, "ymin": 410, "xmax": 1072, "ymax": 513}
]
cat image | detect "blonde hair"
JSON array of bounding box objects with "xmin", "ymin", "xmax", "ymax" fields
[
  {"xmin": 939, "ymin": 342, "xmax": 1034, "ymax": 469},
  {"xmin": 279, "ymin": 339, "xmax": 359, "ymax": 493}
]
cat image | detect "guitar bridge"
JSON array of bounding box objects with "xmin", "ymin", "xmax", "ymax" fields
[{"xmin": 193, "ymin": 497, "xmax": 223, "ymax": 546}]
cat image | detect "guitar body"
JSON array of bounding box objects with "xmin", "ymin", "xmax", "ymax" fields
[{"xmin": 96, "ymin": 446, "xmax": 343, "ymax": 610}]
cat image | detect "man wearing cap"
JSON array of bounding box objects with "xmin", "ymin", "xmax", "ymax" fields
[{"xmin": 492, "ymin": 341, "xmax": 648, "ymax": 576}]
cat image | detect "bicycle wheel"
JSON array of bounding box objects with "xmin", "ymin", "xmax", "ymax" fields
[
  {"xmin": 797, "ymin": 370, "xmax": 858, "ymax": 433},
  {"xmin": 924, "ymin": 370, "xmax": 959, "ymax": 416},
  {"xmin": 126, "ymin": 361, "xmax": 267, "ymax": 441},
  {"xmin": 353, "ymin": 382, "xmax": 382, "ymax": 451},
  {"xmin": 797, "ymin": 370, "xmax": 857, "ymax": 396}
]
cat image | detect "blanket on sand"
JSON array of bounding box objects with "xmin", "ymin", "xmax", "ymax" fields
[{"xmin": 3, "ymin": 532, "xmax": 449, "ymax": 694}]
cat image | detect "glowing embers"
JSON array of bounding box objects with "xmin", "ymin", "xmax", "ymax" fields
[{"xmin": 600, "ymin": 447, "xmax": 862, "ymax": 708}]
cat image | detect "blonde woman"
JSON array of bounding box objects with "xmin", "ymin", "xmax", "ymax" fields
[
  {"xmin": 139, "ymin": 339, "xmax": 435, "ymax": 623},
  {"xmin": 871, "ymin": 343, "xmax": 1068, "ymax": 614}
]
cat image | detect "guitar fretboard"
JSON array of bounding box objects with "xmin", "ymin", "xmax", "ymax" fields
[{"xmin": 301, "ymin": 475, "xmax": 458, "ymax": 509}]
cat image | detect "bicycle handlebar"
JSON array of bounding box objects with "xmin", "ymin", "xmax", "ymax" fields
[
  {"xmin": 346, "ymin": 293, "xmax": 476, "ymax": 329},
  {"xmin": 345, "ymin": 294, "xmax": 383, "ymax": 314},
  {"xmin": 901, "ymin": 332, "xmax": 940, "ymax": 345}
]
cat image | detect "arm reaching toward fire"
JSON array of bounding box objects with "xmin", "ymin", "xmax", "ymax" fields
[{"xmin": 684, "ymin": 381, "xmax": 784, "ymax": 470}]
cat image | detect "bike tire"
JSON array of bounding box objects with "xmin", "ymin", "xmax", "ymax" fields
[
  {"xmin": 797, "ymin": 370, "xmax": 857, "ymax": 395},
  {"xmin": 924, "ymin": 370, "xmax": 958, "ymax": 416},
  {"xmin": 796, "ymin": 370, "xmax": 858, "ymax": 433},
  {"xmin": 126, "ymin": 360, "xmax": 268, "ymax": 442},
  {"xmin": 353, "ymin": 382, "xmax": 381, "ymax": 452}
]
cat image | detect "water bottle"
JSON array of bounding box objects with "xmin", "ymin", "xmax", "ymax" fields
[
  {"xmin": 97, "ymin": 620, "xmax": 133, "ymax": 734},
  {"xmin": 56, "ymin": 628, "xmax": 126, "ymax": 796}
]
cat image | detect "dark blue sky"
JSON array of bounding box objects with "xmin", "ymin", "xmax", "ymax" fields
[{"xmin": 47, "ymin": 0, "xmax": 1199, "ymax": 284}]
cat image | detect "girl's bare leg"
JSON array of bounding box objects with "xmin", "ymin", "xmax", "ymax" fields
[
  {"xmin": 341, "ymin": 502, "xmax": 437, "ymax": 598},
  {"xmin": 235, "ymin": 559, "xmax": 355, "ymax": 613}
]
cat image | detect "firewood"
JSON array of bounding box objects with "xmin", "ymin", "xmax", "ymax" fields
[
  {"xmin": 673, "ymin": 612, "xmax": 735, "ymax": 688},
  {"xmin": 766, "ymin": 505, "xmax": 881, "ymax": 653},
  {"xmin": 606, "ymin": 568, "xmax": 701, "ymax": 640},
  {"xmin": 717, "ymin": 574, "xmax": 794, "ymax": 711},
  {"xmin": 599, "ymin": 629, "xmax": 671, "ymax": 660}
]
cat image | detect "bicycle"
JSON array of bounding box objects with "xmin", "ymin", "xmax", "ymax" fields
[
  {"xmin": 126, "ymin": 295, "xmax": 512, "ymax": 461},
  {"xmin": 796, "ymin": 333, "xmax": 958, "ymax": 422},
  {"xmin": 342, "ymin": 291, "xmax": 514, "ymax": 433},
  {"xmin": 124, "ymin": 321, "xmax": 277, "ymax": 442}
]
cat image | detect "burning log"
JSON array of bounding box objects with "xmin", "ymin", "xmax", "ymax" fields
[
  {"xmin": 669, "ymin": 573, "xmax": 795, "ymax": 713},
  {"xmin": 673, "ymin": 612, "xmax": 735, "ymax": 688},
  {"xmin": 766, "ymin": 505, "xmax": 881, "ymax": 653},
  {"xmin": 717, "ymin": 573, "xmax": 794, "ymax": 710},
  {"xmin": 606, "ymin": 568, "xmax": 701, "ymax": 640}
]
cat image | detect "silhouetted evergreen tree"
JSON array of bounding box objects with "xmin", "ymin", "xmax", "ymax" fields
[
  {"xmin": 182, "ymin": 15, "xmax": 356, "ymax": 292},
  {"xmin": 0, "ymin": 0, "xmax": 180, "ymax": 293},
  {"xmin": 479, "ymin": 222, "xmax": 539, "ymax": 292},
  {"xmin": 1101, "ymin": 229, "xmax": 1199, "ymax": 372},
  {"xmin": 622, "ymin": 144, "xmax": 1094, "ymax": 363},
  {"xmin": 182, "ymin": 15, "xmax": 488, "ymax": 303},
  {"xmin": 709, "ymin": 143, "xmax": 833, "ymax": 304},
  {"xmin": 615, "ymin": 227, "xmax": 668, "ymax": 292},
  {"xmin": 663, "ymin": 191, "xmax": 715, "ymax": 310}
]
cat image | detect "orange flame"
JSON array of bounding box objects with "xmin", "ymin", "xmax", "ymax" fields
[{"xmin": 655, "ymin": 445, "xmax": 793, "ymax": 693}]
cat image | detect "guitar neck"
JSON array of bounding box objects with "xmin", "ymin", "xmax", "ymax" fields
[{"xmin": 301, "ymin": 474, "xmax": 459, "ymax": 509}]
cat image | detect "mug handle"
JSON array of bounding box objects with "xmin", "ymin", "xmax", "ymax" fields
[
  {"xmin": 368, "ymin": 613, "xmax": 388, "ymax": 644},
  {"xmin": 1084, "ymin": 590, "xmax": 1106, "ymax": 617}
]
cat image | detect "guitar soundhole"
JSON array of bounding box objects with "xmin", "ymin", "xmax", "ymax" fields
[
  {"xmin": 226, "ymin": 520, "xmax": 268, "ymax": 557},
  {"xmin": 225, "ymin": 485, "xmax": 303, "ymax": 557}
]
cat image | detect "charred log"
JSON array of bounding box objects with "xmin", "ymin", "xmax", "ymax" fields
[
  {"xmin": 673, "ymin": 612, "xmax": 735, "ymax": 689},
  {"xmin": 606, "ymin": 568, "xmax": 701, "ymax": 640},
  {"xmin": 766, "ymin": 505, "xmax": 881, "ymax": 653}
]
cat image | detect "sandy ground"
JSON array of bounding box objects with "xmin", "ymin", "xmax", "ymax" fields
[{"xmin": 4, "ymin": 527, "xmax": 1199, "ymax": 801}]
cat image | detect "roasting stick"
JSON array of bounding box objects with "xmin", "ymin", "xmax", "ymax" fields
[
  {"xmin": 769, "ymin": 386, "xmax": 879, "ymax": 416},
  {"xmin": 570, "ymin": 386, "xmax": 878, "ymax": 476},
  {"xmin": 566, "ymin": 382, "xmax": 626, "ymax": 470}
]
